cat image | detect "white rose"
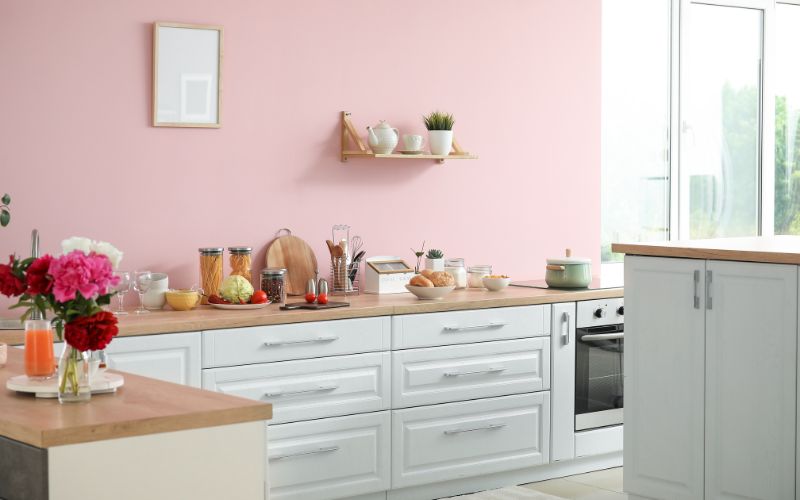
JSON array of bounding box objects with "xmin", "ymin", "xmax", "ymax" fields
[
  {"xmin": 61, "ymin": 237, "xmax": 92, "ymax": 255},
  {"xmin": 92, "ymin": 240, "xmax": 124, "ymax": 269}
]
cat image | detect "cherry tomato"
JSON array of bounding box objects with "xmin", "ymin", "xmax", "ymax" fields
[
  {"xmin": 317, "ymin": 293, "xmax": 328, "ymax": 305},
  {"xmin": 251, "ymin": 290, "xmax": 268, "ymax": 304},
  {"xmin": 305, "ymin": 292, "xmax": 317, "ymax": 304}
]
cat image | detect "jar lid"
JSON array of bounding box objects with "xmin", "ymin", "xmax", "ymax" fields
[
  {"xmin": 468, "ymin": 264, "xmax": 492, "ymax": 271},
  {"xmin": 260, "ymin": 267, "xmax": 287, "ymax": 276},
  {"xmin": 445, "ymin": 258, "xmax": 465, "ymax": 267},
  {"xmin": 228, "ymin": 246, "xmax": 252, "ymax": 254},
  {"xmin": 199, "ymin": 247, "xmax": 224, "ymax": 255}
]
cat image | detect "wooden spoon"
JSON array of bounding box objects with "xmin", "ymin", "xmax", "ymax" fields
[{"xmin": 325, "ymin": 240, "xmax": 335, "ymax": 256}]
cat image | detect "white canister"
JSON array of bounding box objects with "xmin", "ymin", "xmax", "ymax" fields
[
  {"xmin": 143, "ymin": 273, "xmax": 169, "ymax": 310},
  {"xmin": 445, "ymin": 258, "xmax": 467, "ymax": 289}
]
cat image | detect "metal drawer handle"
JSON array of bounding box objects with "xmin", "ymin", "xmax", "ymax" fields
[
  {"xmin": 263, "ymin": 336, "xmax": 339, "ymax": 347},
  {"xmin": 264, "ymin": 384, "xmax": 339, "ymax": 398},
  {"xmin": 580, "ymin": 332, "xmax": 624, "ymax": 342},
  {"xmin": 269, "ymin": 445, "xmax": 340, "ymax": 461},
  {"xmin": 444, "ymin": 423, "xmax": 507, "ymax": 435},
  {"xmin": 444, "ymin": 366, "xmax": 506, "ymax": 377},
  {"xmin": 561, "ymin": 311, "xmax": 570, "ymax": 345},
  {"xmin": 443, "ymin": 322, "xmax": 507, "ymax": 332}
]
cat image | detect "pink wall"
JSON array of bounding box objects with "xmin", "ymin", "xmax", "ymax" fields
[{"xmin": 0, "ymin": 0, "xmax": 600, "ymax": 316}]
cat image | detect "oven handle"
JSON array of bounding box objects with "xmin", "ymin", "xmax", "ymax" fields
[{"xmin": 580, "ymin": 332, "xmax": 624, "ymax": 342}]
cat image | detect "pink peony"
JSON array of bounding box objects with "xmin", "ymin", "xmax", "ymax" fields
[{"xmin": 49, "ymin": 250, "xmax": 120, "ymax": 302}]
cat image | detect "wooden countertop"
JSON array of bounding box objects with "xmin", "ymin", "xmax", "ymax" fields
[
  {"xmin": 0, "ymin": 349, "xmax": 272, "ymax": 448},
  {"xmin": 613, "ymin": 236, "xmax": 800, "ymax": 264},
  {"xmin": 1, "ymin": 286, "xmax": 624, "ymax": 344}
]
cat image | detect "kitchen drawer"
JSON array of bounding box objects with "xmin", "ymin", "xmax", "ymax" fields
[
  {"xmin": 202, "ymin": 316, "xmax": 390, "ymax": 368},
  {"xmin": 391, "ymin": 392, "xmax": 550, "ymax": 488},
  {"xmin": 269, "ymin": 411, "xmax": 390, "ymax": 500},
  {"xmin": 202, "ymin": 352, "xmax": 390, "ymax": 424},
  {"xmin": 392, "ymin": 337, "xmax": 550, "ymax": 408},
  {"xmin": 391, "ymin": 305, "xmax": 550, "ymax": 350}
]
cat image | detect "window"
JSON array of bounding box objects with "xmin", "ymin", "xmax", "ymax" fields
[{"xmin": 602, "ymin": 0, "xmax": 798, "ymax": 263}]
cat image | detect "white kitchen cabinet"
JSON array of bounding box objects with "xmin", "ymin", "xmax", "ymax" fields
[
  {"xmin": 549, "ymin": 302, "xmax": 575, "ymax": 463},
  {"xmin": 269, "ymin": 411, "xmax": 391, "ymax": 500},
  {"xmin": 104, "ymin": 332, "xmax": 201, "ymax": 387},
  {"xmin": 624, "ymin": 256, "xmax": 798, "ymax": 500}
]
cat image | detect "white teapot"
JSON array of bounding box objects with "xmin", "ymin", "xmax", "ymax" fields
[{"xmin": 366, "ymin": 120, "xmax": 399, "ymax": 154}]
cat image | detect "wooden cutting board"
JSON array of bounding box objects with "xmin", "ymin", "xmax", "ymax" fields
[{"xmin": 265, "ymin": 229, "xmax": 318, "ymax": 296}]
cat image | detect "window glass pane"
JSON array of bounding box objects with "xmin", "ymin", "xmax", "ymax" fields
[
  {"xmin": 774, "ymin": 3, "xmax": 800, "ymax": 235},
  {"xmin": 681, "ymin": 4, "xmax": 761, "ymax": 239},
  {"xmin": 601, "ymin": 0, "xmax": 671, "ymax": 263}
]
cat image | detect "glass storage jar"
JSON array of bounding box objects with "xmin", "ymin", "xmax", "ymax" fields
[
  {"xmin": 445, "ymin": 258, "xmax": 467, "ymax": 289},
  {"xmin": 260, "ymin": 268, "xmax": 287, "ymax": 304},
  {"xmin": 228, "ymin": 247, "xmax": 253, "ymax": 284},
  {"xmin": 467, "ymin": 264, "xmax": 493, "ymax": 288},
  {"xmin": 199, "ymin": 248, "xmax": 224, "ymax": 304}
]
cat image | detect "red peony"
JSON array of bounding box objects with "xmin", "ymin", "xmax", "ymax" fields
[
  {"xmin": 0, "ymin": 255, "xmax": 26, "ymax": 297},
  {"xmin": 64, "ymin": 311, "xmax": 119, "ymax": 351},
  {"xmin": 26, "ymin": 255, "xmax": 53, "ymax": 295}
]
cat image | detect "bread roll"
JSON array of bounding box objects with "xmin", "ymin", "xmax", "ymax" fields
[
  {"xmin": 429, "ymin": 271, "xmax": 455, "ymax": 287},
  {"xmin": 420, "ymin": 269, "xmax": 435, "ymax": 279},
  {"xmin": 410, "ymin": 275, "xmax": 434, "ymax": 287}
]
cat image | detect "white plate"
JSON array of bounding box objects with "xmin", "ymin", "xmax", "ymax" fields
[
  {"xmin": 210, "ymin": 302, "xmax": 270, "ymax": 310},
  {"xmin": 405, "ymin": 285, "xmax": 455, "ymax": 300},
  {"xmin": 6, "ymin": 372, "xmax": 124, "ymax": 398}
]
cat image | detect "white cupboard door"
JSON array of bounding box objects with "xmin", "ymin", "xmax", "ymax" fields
[
  {"xmin": 705, "ymin": 260, "xmax": 797, "ymax": 500},
  {"xmin": 104, "ymin": 332, "xmax": 201, "ymax": 387},
  {"xmin": 550, "ymin": 302, "xmax": 575, "ymax": 462},
  {"xmin": 623, "ymin": 256, "xmax": 705, "ymax": 500}
]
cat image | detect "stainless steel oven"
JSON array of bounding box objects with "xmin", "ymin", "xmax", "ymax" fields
[{"xmin": 575, "ymin": 302, "xmax": 624, "ymax": 431}]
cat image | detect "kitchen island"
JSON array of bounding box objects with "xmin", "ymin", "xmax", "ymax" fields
[
  {"xmin": 0, "ymin": 349, "xmax": 272, "ymax": 500},
  {"xmin": 613, "ymin": 236, "xmax": 800, "ymax": 500}
]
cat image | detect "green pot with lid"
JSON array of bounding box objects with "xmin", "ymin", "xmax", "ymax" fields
[{"xmin": 545, "ymin": 248, "xmax": 592, "ymax": 288}]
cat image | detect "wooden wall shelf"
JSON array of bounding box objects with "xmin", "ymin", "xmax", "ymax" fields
[{"xmin": 340, "ymin": 111, "xmax": 478, "ymax": 164}]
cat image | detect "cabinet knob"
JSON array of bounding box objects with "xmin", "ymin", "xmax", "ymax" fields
[
  {"xmin": 617, "ymin": 306, "xmax": 624, "ymax": 316},
  {"xmin": 594, "ymin": 308, "xmax": 606, "ymax": 318}
]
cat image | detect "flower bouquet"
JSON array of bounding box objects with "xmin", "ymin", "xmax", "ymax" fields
[{"xmin": 1, "ymin": 237, "xmax": 123, "ymax": 403}]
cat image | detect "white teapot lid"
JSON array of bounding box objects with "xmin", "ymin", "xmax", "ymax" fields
[{"xmin": 373, "ymin": 120, "xmax": 393, "ymax": 129}]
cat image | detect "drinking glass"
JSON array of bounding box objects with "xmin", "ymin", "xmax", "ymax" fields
[
  {"xmin": 133, "ymin": 271, "xmax": 152, "ymax": 315},
  {"xmin": 24, "ymin": 319, "xmax": 55, "ymax": 380},
  {"xmin": 113, "ymin": 271, "xmax": 131, "ymax": 316}
]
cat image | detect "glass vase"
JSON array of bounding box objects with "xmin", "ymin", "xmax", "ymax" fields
[{"xmin": 57, "ymin": 344, "xmax": 91, "ymax": 404}]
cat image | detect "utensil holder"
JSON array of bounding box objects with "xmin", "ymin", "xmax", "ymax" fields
[{"xmin": 330, "ymin": 256, "xmax": 360, "ymax": 296}]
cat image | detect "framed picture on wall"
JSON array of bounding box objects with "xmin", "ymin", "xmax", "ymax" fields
[{"xmin": 152, "ymin": 22, "xmax": 223, "ymax": 128}]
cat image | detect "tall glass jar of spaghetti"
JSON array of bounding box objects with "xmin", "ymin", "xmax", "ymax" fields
[
  {"xmin": 228, "ymin": 247, "xmax": 253, "ymax": 284},
  {"xmin": 199, "ymin": 247, "xmax": 224, "ymax": 304}
]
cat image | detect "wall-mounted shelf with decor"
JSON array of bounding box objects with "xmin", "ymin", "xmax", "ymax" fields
[{"xmin": 340, "ymin": 111, "xmax": 478, "ymax": 164}]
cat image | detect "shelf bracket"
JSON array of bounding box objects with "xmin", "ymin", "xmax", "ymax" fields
[{"xmin": 341, "ymin": 111, "xmax": 372, "ymax": 162}]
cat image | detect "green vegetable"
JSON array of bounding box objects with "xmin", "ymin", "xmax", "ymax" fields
[{"xmin": 219, "ymin": 275, "xmax": 254, "ymax": 303}]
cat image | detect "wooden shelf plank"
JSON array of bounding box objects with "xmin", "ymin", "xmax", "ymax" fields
[{"xmin": 373, "ymin": 153, "xmax": 478, "ymax": 160}]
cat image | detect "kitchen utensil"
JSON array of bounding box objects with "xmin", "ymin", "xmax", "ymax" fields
[
  {"xmin": 280, "ymin": 301, "xmax": 350, "ymax": 310},
  {"xmin": 326, "ymin": 240, "xmax": 335, "ymax": 256},
  {"xmin": 142, "ymin": 272, "xmax": 169, "ymax": 310},
  {"xmin": 405, "ymin": 284, "xmax": 456, "ymax": 300},
  {"xmin": 366, "ymin": 120, "xmax": 399, "ymax": 154},
  {"xmin": 317, "ymin": 278, "xmax": 329, "ymax": 296},
  {"xmin": 482, "ymin": 276, "xmax": 512, "ymax": 291},
  {"xmin": 265, "ymin": 228, "xmax": 318, "ymax": 296},
  {"xmin": 402, "ymin": 134, "xmax": 424, "ymax": 151},
  {"xmin": 165, "ymin": 289, "xmax": 202, "ymax": 311},
  {"xmin": 350, "ymin": 235, "xmax": 364, "ymax": 260},
  {"xmin": 545, "ymin": 248, "xmax": 592, "ymax": 288}
]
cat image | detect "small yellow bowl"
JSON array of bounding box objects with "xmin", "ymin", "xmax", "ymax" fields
[{"xmin": 165, "ymin": 289, "xmax": 201, "ymax": 311}]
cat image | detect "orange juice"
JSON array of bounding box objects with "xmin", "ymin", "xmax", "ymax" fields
[{"xmin": 24, "ymin": 321, "xmax": 55, "ymax": 379}]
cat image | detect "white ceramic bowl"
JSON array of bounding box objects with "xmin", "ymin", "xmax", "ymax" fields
[
  {"xmin": 405, "ymin": 284, "xmax": 455, "ymax": 300},
  {"xmin": 482, "ymin": 277, "xmax": 511, "ymax": 291}
]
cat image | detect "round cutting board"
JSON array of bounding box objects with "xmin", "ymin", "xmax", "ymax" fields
[{"xmin": 265, "ymin": 229, "xmax": 318, "ymax": 296}]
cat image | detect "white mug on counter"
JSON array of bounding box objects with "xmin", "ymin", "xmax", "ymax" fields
[
  {"xmin": 402, "ymin": 134, "xmax": 424, "ymax": 152},
  {"xmin": 142, "ymin": 273, "xmax": 169, "ymax": 310}
]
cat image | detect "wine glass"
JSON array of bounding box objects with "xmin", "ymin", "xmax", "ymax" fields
[
  {"xmin": 132, "ymin": 271, "xmax": 152, "ymax": 315},
  {"xmin": 113, "ymin": 271, "xmax": 131, "ymax": 316}
]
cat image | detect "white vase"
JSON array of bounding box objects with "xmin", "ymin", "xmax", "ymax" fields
[
  {"xmin": 428, "ymin": 130, "xmax": 454, "ymax": 156},
  {"xmin": 425, "ymin": 258, "xmax": 445, "ymax": 272}
]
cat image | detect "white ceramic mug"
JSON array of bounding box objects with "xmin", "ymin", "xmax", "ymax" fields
[
  {"xmin": 143, "ymin": 273, "xmax": 168, "ymax": 310},
  {"xmin": 402, "ymin": 134, "xmax": 424, "ymax": 151}
]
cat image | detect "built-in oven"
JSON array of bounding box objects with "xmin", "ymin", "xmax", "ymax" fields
[{"xmin": 575, "ymin": 302, "xmax": 624, "ymax": 431}]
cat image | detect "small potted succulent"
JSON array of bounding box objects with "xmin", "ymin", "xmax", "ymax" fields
[
  {"xmin": 423, "ymin": 111, "xmax": 455, "ymax": 156},
  {"xmin": 425, "ymin": 248, "xmax": 445, "ymax": 272}
]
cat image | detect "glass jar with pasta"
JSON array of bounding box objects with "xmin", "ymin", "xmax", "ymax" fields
[
  {"xmin": 228, "ymin": 247, "xmax": 253, "ymax": 284},
  {"xmin": 198, "ymin": 247, "xmax": 224, "ymax": 304}
]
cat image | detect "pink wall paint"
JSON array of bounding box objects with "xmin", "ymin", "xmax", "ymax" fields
[{"xmin": 0, "ymin": 0, "xmax": 600, "ymax": 316}]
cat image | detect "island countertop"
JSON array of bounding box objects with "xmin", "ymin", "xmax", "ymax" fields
[
  {"xmin": 612, "ymin": 236, "xmax": 800, "ymax": 264},
  {"xmin": 0, "ymin": 349, "xmax": 272, "ymax": 448},
  {"xmin": 0, "ymin": 285, "xmax": 624, "ymax": 345}
]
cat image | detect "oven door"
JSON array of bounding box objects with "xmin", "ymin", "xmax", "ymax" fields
[{"xmin": 575, "ymin": 324, "xmax": 624, "ymax": 431}]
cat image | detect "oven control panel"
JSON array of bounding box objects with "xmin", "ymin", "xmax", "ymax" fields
[{"xmin": 577, "ymin": 298, "xmax": 624, "ymax": 328}]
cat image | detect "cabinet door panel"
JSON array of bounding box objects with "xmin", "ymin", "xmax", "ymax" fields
[
  {"xmin": 550, "ymin": 302, "xmax": 575, "ymax": 462},
  {"xmin": 623, "ymin": 256, "xmax": 705, "ymax": 500},
  {"xmin": 104, "ymin": 332, "xmax": 201, "ymax": 387},
  {"xmin": 705, "ymin": 260, "xmax": 797, "ymax": 500}
]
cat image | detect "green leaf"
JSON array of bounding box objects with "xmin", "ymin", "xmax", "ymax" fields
[
  {"xmin": 1, "ymin": 194, "xmax": 9, "ymax": 205},
  {"xmin": 0, "ymin": 210, "xmax": 9, "ymax": 227}
]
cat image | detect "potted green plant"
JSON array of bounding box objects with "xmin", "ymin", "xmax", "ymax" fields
[
  {"xmin": 425, "ymin": 248, "xmax": 445, "ymax": 272},
  {"xmin": 423, "ymin": 111, "xmax": 455, "ymax": 156}
]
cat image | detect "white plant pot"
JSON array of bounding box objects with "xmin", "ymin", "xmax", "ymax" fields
[
  {"xmin": 428, "ymin": 130, "xmax": 454, "ymax": 156},
  {"xmin": 425, "ymin": 258, "xmax": 445, "ymax": 272}
]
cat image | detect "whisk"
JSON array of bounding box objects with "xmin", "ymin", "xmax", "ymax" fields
[{"xmin": 350, "ymin": 235, "xmax": 364, "ymax": 260}]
